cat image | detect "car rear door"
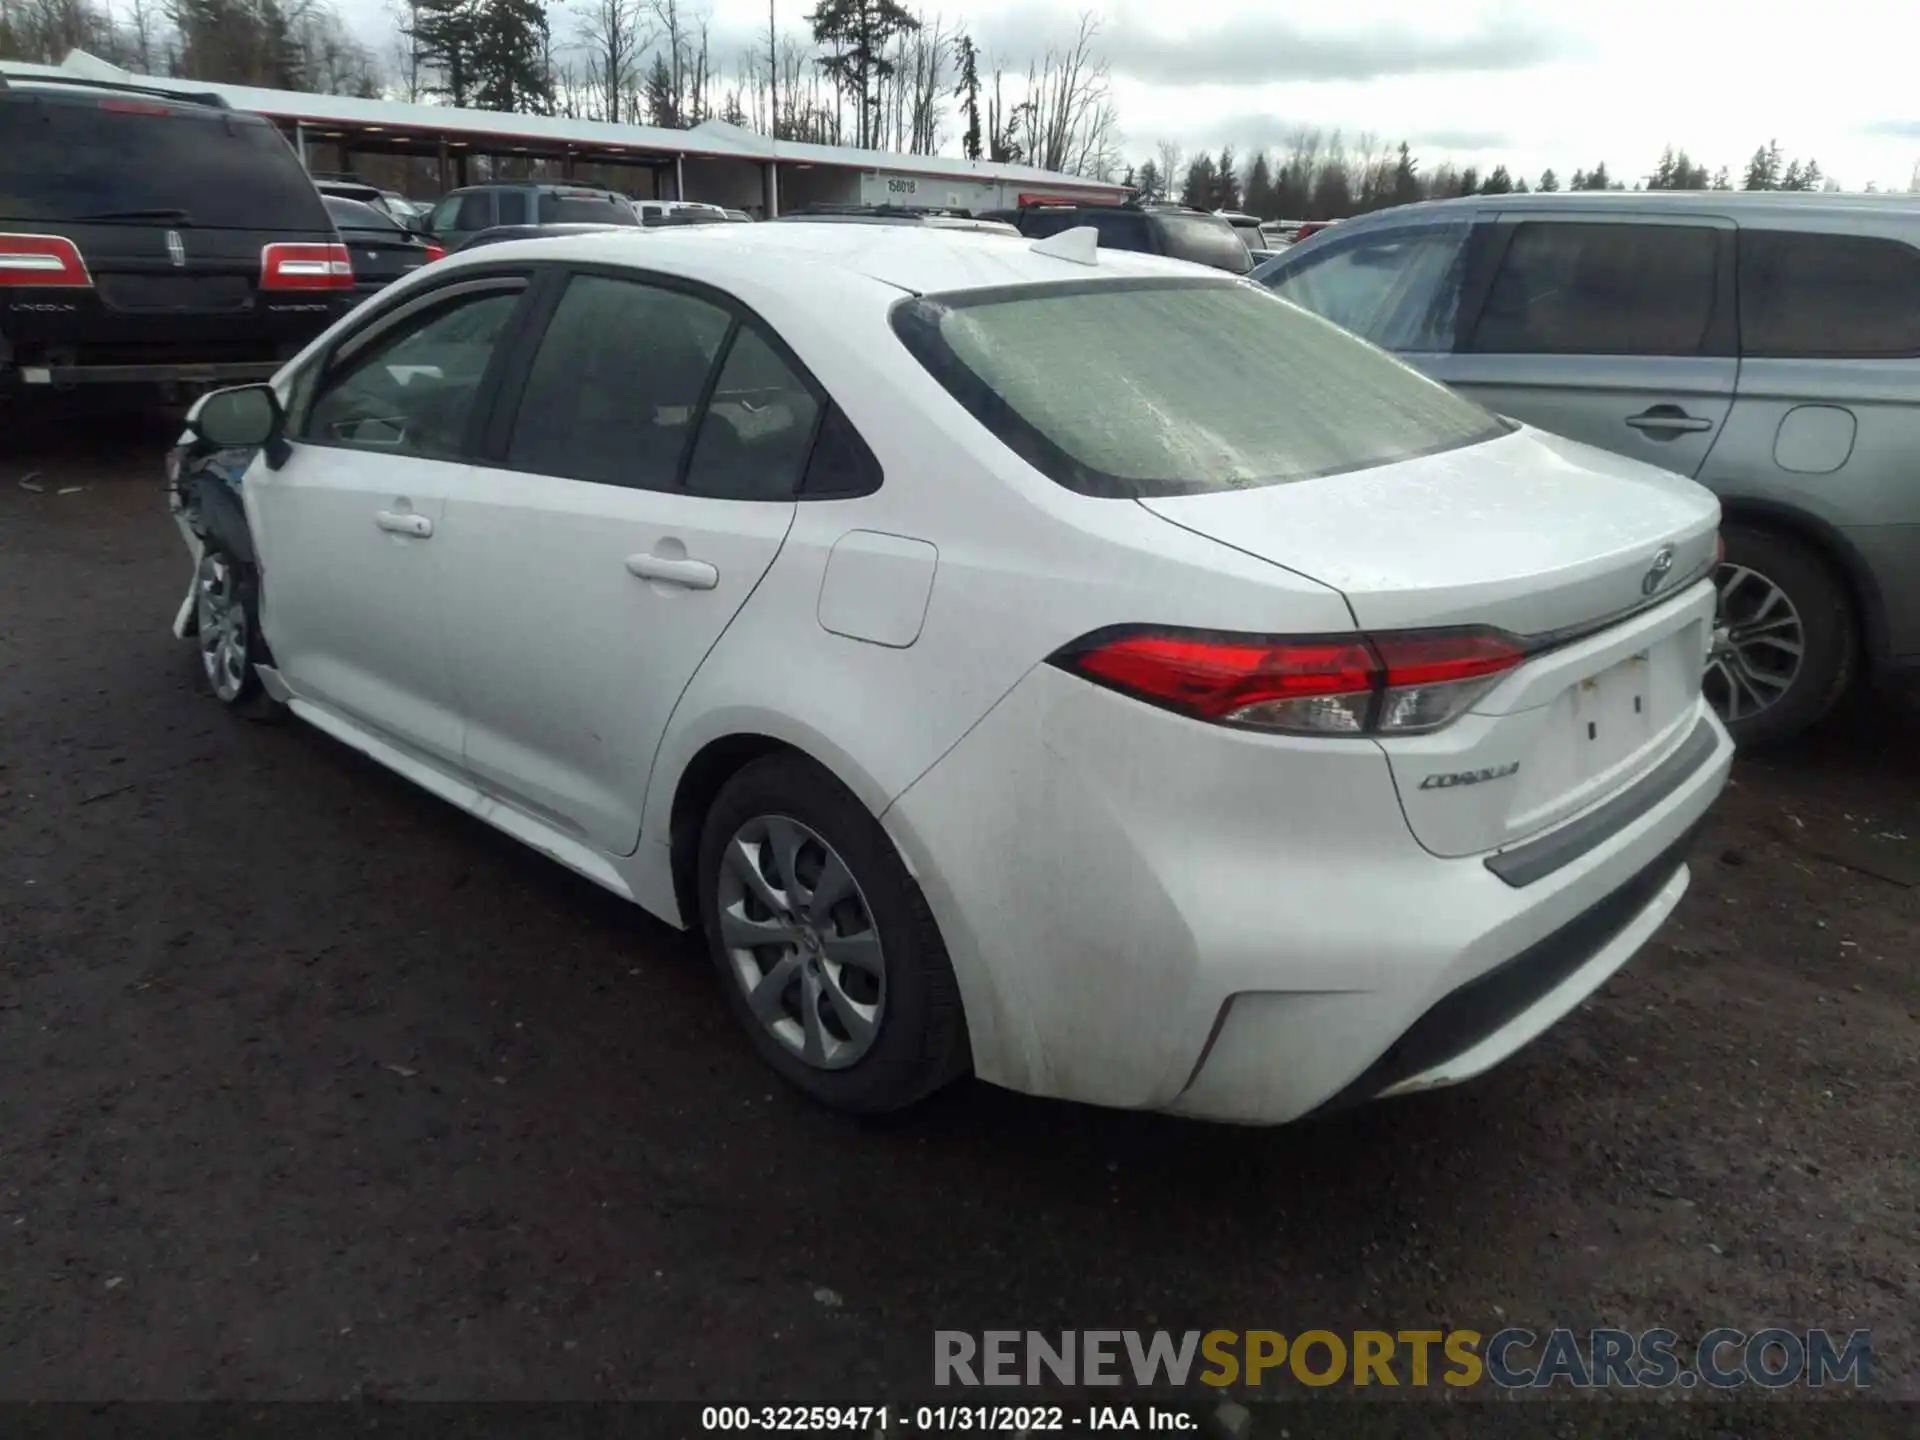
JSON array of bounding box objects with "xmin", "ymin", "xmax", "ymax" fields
[
  {"xmin": 247, "ymin": 272, "xmax": 534, "ymax": 769},
  {"xmin": 432, "ymin": 267, "xmax": 806, "ymax": 855},
  {"xmin": 1434, "ymin": 212, "xmax": 1738, "ymax": 478}
]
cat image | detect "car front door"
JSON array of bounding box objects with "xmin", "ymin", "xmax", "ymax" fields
[
  {"xmin": 1259, "ymin": 217, "xmax": 1477, "ymax": 366},
  {"xmin": 246, "ymin": 273, "xmax": 532, "ymax": 768},
  {"xmin": 433, "ymin": 268, "xmax": 814, "ymax": 854},
  {"xmin": 1436, "ymin": 212, "xmax": 1738, "ymax": 477}
]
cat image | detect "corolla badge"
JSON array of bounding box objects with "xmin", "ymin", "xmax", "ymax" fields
[
  {"xmin": 1641, "ymin": 545, "xmax": 1676, "ymax": 596},
  {"xmin": 166, "ymin": 229, "xmax": 186, "ymax": 267},
  {"xmin": 1418, "ymin": 762, "xmax": 1520, "ymax": 790}
]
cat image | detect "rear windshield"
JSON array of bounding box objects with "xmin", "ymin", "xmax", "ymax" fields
[
  {"xmin": 891, "ymin": 277, "xmax": 1509, "ymax": 498},
  {"xmin": 0, "ymin": 94, "xmax": 329, "ymax": 230},
  {"xmin": 545, "ymin": 193, "xmax": 638, "ymax": 225},
  {"xmin": 325, "ymin": 196, "xmax": 402, "ymax": 232},
  {"xmin": 1156, "ymin": 214, "xmax": 1254, "ymax": 274}
]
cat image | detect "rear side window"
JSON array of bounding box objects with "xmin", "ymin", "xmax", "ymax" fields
[
  {"xmin": 1263, "ymin": 222, "xmax": 1469, "ymax": 351},
  {"xmin": 1154, "ymin": 214, "xmax": 1253, "ymax": 274},
  {"xmin": 546, "ymin": 193, "xmax": 638, "ymax": 225},
  {"xmin": 1469, "ymin": 221, "xmax": 1721, "ymax": 356},
  {"xmin": 507, "ymin": 273, "xmax": 731, "ymax": 489},
  {"xmin": 892, "ymin": 278, "xmax": 1508, "ymax": 499},
  {"xmin": 1739, "ymin": 230, "xmax": 1920, "ymax": 358},
  {"xmin": 683, "ymin": 326, "xmax": 821, "ymax": 501},
  {"xmin": 1081, "ymin": 210, "xmax": 1153, "ymax": 253},
  {"xmin": 495, "ymin": 191, "xmax": 529, "ymax": 226},
  {"xmin": 0, "ymin": 96, "xmax": 328, "ymax": 231},
  {"xmin": 1020, "ymin": 210, "xmax": 1079, "ymax": 239}
]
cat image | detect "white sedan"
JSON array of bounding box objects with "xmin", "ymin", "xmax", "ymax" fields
[{"xmin": 171, "ymin": 222, "xmax": 1732, "ymax": 1123}]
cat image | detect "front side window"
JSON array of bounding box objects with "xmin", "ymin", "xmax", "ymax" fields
[
  {"xmin": 506, "ymin": 273, "xmax": 732, "ymax": 488},
  {"xmin": 494, "ymin": 191, "xmax": 529, "ymax": 226},
  {"xmin": 683, "ymin": 327, "xmax": 821, "ymax": 501},
  {"xmin": 303, "ymin": 287, "xmax": 523, "ymax": 458},
  {"xmin": 1262, "ymin": 222, "xmax": 1470, "ymax": 351},
  {"xmin": 1469, "ymin": 221, "xmax": 1721, "ymax": 356},
  {"xmin": 1739, "ymin": 230, "xmax": 1920, "ymax": 359},
  {"xmin": 452, "ymin": 193, "xmax": 493, "ymax": 232},
  {"xmin": 892, "ymin": 277, "xmax": 1508, "ymax": 498}
]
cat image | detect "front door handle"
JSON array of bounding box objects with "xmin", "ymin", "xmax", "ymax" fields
[
  {"xmin": 375, "ymin": 509, "xmax": 433, "ymax": 538},
  {"xmin": 625, "ymin": 553, "xmax": 718, "ymax": 590},
  {"xmin": 1625, "ymin": 406, "xmax": 1713, "ymax": 436}
]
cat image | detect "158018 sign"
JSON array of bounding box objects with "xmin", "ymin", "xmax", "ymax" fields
[{"xmin": 886, "ymin": 177, "xmax": 919, "ymax": 195}]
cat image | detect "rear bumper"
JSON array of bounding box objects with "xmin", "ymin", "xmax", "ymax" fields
[{"xmin": 884, "ymin": 665, "xmax": 1733, "ymax": 1125}]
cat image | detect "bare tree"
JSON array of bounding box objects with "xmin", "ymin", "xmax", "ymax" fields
[
  {"xmin": 1155, "ymin": 140, "xmax": 1182, "ymax": 193},
  {"xmin": 574, "ymin": 0, "xmax": 648, "ymax": 123},
  {"xmin": 1020, "ymin": 13, "xmax": 1118, "ymax": 178}
]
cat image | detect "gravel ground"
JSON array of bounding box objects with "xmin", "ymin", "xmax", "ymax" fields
[{"xmin": 1, "ymin": 408, "xmax": 1916, "ymax": 1405}]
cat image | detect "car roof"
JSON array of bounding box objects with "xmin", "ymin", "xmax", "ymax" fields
[
  {"xmin": 1358, "ymin": 190, "xmax": 1920, "ymax": 224},
  {"xmin": 437, "ymin": 218, "xmax": 1221, "ymax": 296}
]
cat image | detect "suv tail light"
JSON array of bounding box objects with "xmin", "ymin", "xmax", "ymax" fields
[
  {"xmin": 422, "ymin": 243, "xmax": 447, "ymax": 263},
  {"xmin": 0, "ymin": 234, "xmax": 93, "ymax": 288},
  {"xmin": 1051, "ymin": 626, "xmax": 1527, "ymax": 736},
  {"xmin": 260, "ymin": 242, "xmax": 354, "ymax": 291}
]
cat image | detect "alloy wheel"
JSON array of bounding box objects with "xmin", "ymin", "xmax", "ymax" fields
[
  {"xmin": 1704, "ymin": 562, "xmax": 1805, "ymax": 725},
  {"xmin": 714, "ymin": 814, "xmax": 886, "ymax": 1070},
  {"xmin": 195, "ymin": 552, "xmax": 250, "ymax": 703}
]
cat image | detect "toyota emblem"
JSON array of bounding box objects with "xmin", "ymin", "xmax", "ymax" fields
[{"xmin": 1641, "ymin": 545, "xmax": 1676, "ymax": 596}]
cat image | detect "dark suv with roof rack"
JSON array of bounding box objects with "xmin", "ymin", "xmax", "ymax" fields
[
  {"xmin": 978, "ymin": 201, "xmax": 1254, "ymax": 274},
  {"xmin": 423, "ymin": 184, "xmax": 639, "ymax": 250},
  {"xmin": 0, "ymin": 67, "xmax": 351, "ymax": 396}
]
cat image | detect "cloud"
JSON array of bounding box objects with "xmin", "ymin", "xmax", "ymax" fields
[
  {"xmin": 1133, "ymin": 110, "xmax": 1513, "ymax": 159},
  {"xmin": 1407, "ymin": 127, "xmax": 1512, "ymax": 152},
  {"xmin": 973, "ymin": 6, "xmax": 1566, "ymax": 87},
  {"xmin": 1858, "ymin": 119, "xmax": 1920, "ymax": 139}
]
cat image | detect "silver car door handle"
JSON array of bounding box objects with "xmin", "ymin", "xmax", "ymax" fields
[
  {"xmin": 1625, "ymin": 409, "xmax": 1713, "ymax": 435},
  {"xmin": 625, "ymin": 553, "xmax": 719, "ymax": 589},
  {"xmin": 375, "ymin": 509, "xmax": 433, "ymax": 537}
]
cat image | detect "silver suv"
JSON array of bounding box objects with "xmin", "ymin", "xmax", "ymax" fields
[{"xmin": 1252, "ymin": 192, "xmax": 1920, "ymax": 744}]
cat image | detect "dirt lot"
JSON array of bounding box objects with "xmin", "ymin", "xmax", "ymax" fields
[{"xmin": 1, "ymin": 406, "xmax": 1916, "ymax": 1405}]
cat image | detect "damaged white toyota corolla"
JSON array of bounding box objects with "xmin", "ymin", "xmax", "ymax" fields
[{"xmin": 166, "ymin": 221, "xmax": 1732, "ymax": 1123}]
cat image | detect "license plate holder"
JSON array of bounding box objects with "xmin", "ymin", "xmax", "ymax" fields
[{"xmin": 1571, "ymin": 650, "xmax": 1657, "ymax": 776}]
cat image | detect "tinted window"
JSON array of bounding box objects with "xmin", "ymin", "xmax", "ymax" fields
[
  {"xmin": 1263, "ymin": 222, "xmax": 1469, "ymax": 351},
  {"xmin": 0, "ymin": 96, "xmax": 328, "ymax": 230},
  {"xmin": 428, "ymin": 195, "xmax": 461, "ymax": 233},
  {"xmin": 305, "ymin": 288, "xmax": 522, "ymax": 458},
  {"xmin": 453, "ymin": 193, "xmax": 493, "ymax": 231},
  {"xmin": 1082, "ymin": 210, "xmax": 1153, "ymax": 252},
  {"xmin": 1154, "ymin": 214, "xmax": 1253, "ymax": 274},
  {"xmin": 325, "ymin": 196, "xmax": 402, "ymax": 232},
  {"xmin": 1739, "ymin": 230, "xmax": 1920, "ymax": 359},
  {"xmin": 495, "ymin": 191, "xmax": 529, "ymax": 226},
  {"xmin": 683, "ymin": 327, "xmax": 821, "ymax": 500},
  {"xmin": 507, "ymin": 274, "xmax": 731, "ymax": 488},
  {"xmin": 1020, "ymin": 210, "xmax": 1080, "ymax": 239},
  {"xmin": 546, "ymin": 193, "xmax": 638, "ymax": 225},
  {"xmin": 893, "ymin": 278, "xmax": 1507, "ymax": 498},
  {"xmin": 1470, "ymin": 221, "xmax": 1720, "ymax": 356},
  {"xmin": 801, "ymin": 405, "xmax": 883, "ymax": 497}
]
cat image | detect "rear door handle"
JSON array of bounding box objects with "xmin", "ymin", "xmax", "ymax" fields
[
  {"xmin": 375, "ymin": 509, "xmax": 433, "ymax": 538},
  {"xmin": 1625, "ymin": 407, "xmax": 1713, "ymax": 436},
  {"xmin": 625, "ymin": 553, "xmax": 718, "ymax": 590}
]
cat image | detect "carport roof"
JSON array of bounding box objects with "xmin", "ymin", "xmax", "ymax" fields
[{"xmin": 8, "ymin": 51, "xmax": 1128, "ymax": 197}]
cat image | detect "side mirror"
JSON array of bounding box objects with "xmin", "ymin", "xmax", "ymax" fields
[{"xmin": 189, "ymin": 384, "xmax": 283, "ymax": 451}]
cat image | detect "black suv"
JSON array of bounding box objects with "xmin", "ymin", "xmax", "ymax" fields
[
  {"xmin": 0, "ymin": 70, "xmax": 350, "ymax": 394},
  {"xmin": 424, "ymin": 184, "xmax": 639, "ymax": 249},
  {"xmin": 982, "ymin": 201, "xmax": 1254, "ymax": 274}
]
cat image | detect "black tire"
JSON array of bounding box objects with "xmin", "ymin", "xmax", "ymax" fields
[
  {"xmin": 1708, "ymin": 524, "xmax": 1855, "ymax": 748},
  {"xmin": 191, "ymin": 547, "xmax": 288, "ymax": 724},
  {"xmin": 696, "ymin": 753, "xmax": 969, "ymax": 1114}
]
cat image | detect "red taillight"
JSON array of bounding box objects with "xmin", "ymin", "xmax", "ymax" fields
[
  {"xmin": 423, "ymin": 243, "xmax": 447, "ymax": 263},
  {"xmin": 0, "ymin": 233, "xmax": 93, "ymax": 288},
  {"xmin": 1054, "ymin": 626, "xmax": 1526, "ymax": 736},
  {"xmin": 260, "ymin": 241, "xmax": 354, "ymax": 291}
]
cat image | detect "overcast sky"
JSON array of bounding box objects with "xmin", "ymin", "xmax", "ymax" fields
[{"xmin": 337, "ymin": 0, "xmax": 1920, "ymax": 189}]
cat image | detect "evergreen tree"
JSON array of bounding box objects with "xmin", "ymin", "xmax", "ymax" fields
[
  {"xmin": 1133, "ymin": 158, "xmax": 1162, "ymax": 204},
  {"xmin": 468, "ymin": 0, "xmax": 550, "ymax": 113},
  {"xmin": 1456, "ymin": 165, "xmax": 1480, "ymax": 196},
  {"xmin": 1743, "ymin": 140, "xmax": 1782, "ymax": 190},
  {"xmin": 1213, "ymin": 147, "xmax": 1241, "ymax": 211},
  {"xmin": 1537, "ymin": 167, "xmax": 1559, "ymax": 192},
  {"xmin": 643, "ymin": 50, "xmax": 677, "ymax": 126},
  {"xmin": 808, "ymin": 0, "xmax": 920, "ymax": 149},
  {"xmin": 1711, "ymin": 166, "xmax": 1732, "ymax": 190},
  {"xmin": 952, "ymin": 31, "xmax": 982, "ymax": 161},
  {"xmin": 1479, "ymin": 163, "xmax": 1514, "ymax": 194},
  {"xmin": 1390, "ymin": 142, "xmax": 1422, "ymax": 205},
  {"xmin": 407, "ymin": 0, "xmax": 481, "ymax": 107},
  {"xmin": 1567, "ymin": 168, "xmax": 1586, "ymax": 190},
  {"xmin": 1180, "ymin": 153, "xmax": 1215, "ymax": 209},
  {"xmin": 1310, "ymin": 159, "xmax": 1351, "ymax": 218},
  {"xmin": 1243, "ymin": 151, "xmax": 1274, "ymax": 216}
]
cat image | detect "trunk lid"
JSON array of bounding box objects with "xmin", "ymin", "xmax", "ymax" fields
[{"xmin": 1140, "ymin": 425, "xmax": 1722, "ymax": 857}]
